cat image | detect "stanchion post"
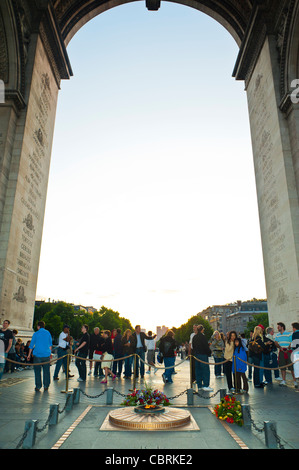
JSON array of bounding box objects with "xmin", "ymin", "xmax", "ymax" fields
[
  {"xmin": 187, "ymin": 388, "xmax": 194, "ymax": 406},
  {"xmin": 264, "ymin": 421, "xmax": 278, "ymax": 449},
  {"xmin": 241, "ymin": 404, "xmax": 251, "ymax": 427},
  {"xmin": 49, "ymin": 404, "xmax": 59, "ymax": 426},
  {"xmin": 73, "ymin": 387, "xmax": 80, "ymax": 404},
  {"xmin": 106, "ymin": 387, "xmax": 114, "ymax": 405},
  {"xmin": 22, "ymin": 420, "xmax": 38, "ymax": 449},
  {"xmin": 65, "ymin": 391, "xmax": 74, "ymax": 411}
]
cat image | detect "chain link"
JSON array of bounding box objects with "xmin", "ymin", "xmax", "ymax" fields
[
  {"xmin": 193, "ymin": 388, "xmax": 221, "ymax": 399},
  {"xmin": 78, "ymin": 388, "xmax": 108, "ymax": 399},
  {"xmin": 244, "ymin": 405, "xmax": 286, "ymax": 448}
]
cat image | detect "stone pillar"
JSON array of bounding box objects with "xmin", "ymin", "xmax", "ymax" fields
[
  {"xmin": 0, "ymin": 33, "xmax": 60, "ymax": 338},
  {"xmin": 246, "ymin": 35, "xmax": 299, "ymax": 327}
]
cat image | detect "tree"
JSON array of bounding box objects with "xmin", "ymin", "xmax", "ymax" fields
[{"xmin": 244, "ymin": 313, "xmax": 269, "ymax": 338}]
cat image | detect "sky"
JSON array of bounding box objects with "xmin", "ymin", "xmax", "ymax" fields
[{"xmin": 36, "ymin": 2, "xmax": 267, "ymax": 332}]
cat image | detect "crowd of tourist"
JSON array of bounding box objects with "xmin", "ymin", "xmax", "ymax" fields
[
  {"xmin": 190, "ymin": 321, "xmax": 299, "ymax": 393},
  {"xmin": 1, "ymin": 319, "xmax": 299, "ymax": 393}
]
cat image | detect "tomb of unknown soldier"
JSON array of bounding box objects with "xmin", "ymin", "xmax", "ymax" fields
[{"xmin": 1, "ymin": 0, "xmax": 299, "ymax": 452}]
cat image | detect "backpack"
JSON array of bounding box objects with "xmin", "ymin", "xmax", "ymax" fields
[
  {"xmin": 163, "ymin": 341, "xmax": 172, "ymax": 355},
  {"xmin": 248, "ymin": 339, "xmax": 264, "ymax": 354}
]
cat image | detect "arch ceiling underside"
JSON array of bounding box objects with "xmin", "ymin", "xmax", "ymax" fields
[{"xmin": 52, "ymin": 0, "xmax": 254, "ymax": 46}]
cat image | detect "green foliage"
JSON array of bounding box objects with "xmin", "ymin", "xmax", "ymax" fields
[
  {"xmin": 172, "ymin": 314, "xmax": 213, "ymax": 344},
  {"xmin": 244, "ymin": 312, "xmax": 269, "ymax": 338},
  {"xmin": 33, "ymin": 301, "xmax": 133, "ymax": 342}
]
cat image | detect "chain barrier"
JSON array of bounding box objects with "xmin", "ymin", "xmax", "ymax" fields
[
  {"xmin": 243, "ymin": 403, "xmax": 286, "ymax": 449},
  {"xmin": 5, "ymin": 349, "xmax": 298, "ymax": 450},
  {"xmin": 193, "ymin": 388, "xmax": 221, "ymax": 400},
  {"xmin": 15, "ymin": 398, "xmax": 65, "ymax": 449}
]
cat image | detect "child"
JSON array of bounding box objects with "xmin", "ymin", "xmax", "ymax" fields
[{"xmin": 232, "ymin": 337, "xmax": 249, "ymax": 393}]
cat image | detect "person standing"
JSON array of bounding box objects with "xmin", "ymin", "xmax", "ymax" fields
[
  {"xmin": 6, "ymin": 329, "xmax": 18, "ymax": 373},
  {"xmin": 27, "ymin": 321, "xmax": 52, "ymax": 391},
  {"xmin": 0, "ymin": 320, "xmax": 13, "ymax": 380},
  {"xmin": 145, "ymin": 331, "xmax": 157, "ymax": 374},
  {"xmin": 232, "ymin": 337, "xmax": 248, "ymax": 393},
  {"xmin": 291, "ymin": 322, "xmax": 299, "ymax": 385},
  {"xmin": 121, "ymin": 329, "xmax": 133, "ymax": 378},
  {"xmin": 131, "ymin": 325, "xmax": 156, "ymax": 379},
  {"xmin": 248, "ymin": 326, "xmax": 268, "ymax": 388},
  {"xmin": 159, "ymin": 330, "xmax": 177, "ymax": 384},
  {"xmin": 275, "ymin": 322, "xmax": 296, "ymax": 387},
  {"xmin": 192, "ymin": 325, "xmax": 213, "ymax": 392},
  {"xmin": 100, "ymin": 330, "xmax": 116, "ymax": 384},
  {"xmin": 265, "ymin": 326, "xmax": 282, "ymax": 382},
  {"xmin": 223, "ymin": 330, "xmax": 237, "ymax": 392},
  {"xmin": 74, "ymin": 324, "xmax": 90, "ymax": 382},
  {"xmin": 53, "ymin": 325, "xmax": 74, "ymax": 380},
  {"xmin": 88, "ymin": 327, "xmax": 101, "ymax": 376},
  {"xmin": 112, "ymin": 328, "xmax": 124, "ymax": 377},
  {"xmin": 210, "ymin": 331, "xmax": 224, "ymax": 378},
  {"xmin": 188, "ymin": 324, "xmax": 198, "ymax": 383}
]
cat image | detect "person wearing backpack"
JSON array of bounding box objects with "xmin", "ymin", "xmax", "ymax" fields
[
  {"xmin": 159, "ymin": 330, "xmax": 177, "ymax": 384},
  {"xmin": 248, "ymin": 325, "xmax": 271, "ymax": 388}
]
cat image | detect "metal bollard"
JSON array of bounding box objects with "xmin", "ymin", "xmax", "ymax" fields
[
  {"xmin": 220, "ymin": 389, "xmax": 227, "ymax": 399},
  {"xmin": 264, "ymin": 421, "xmax": 278, "ymax": 449},
  {"xmin": 187, "ymin": 388, "xmax": 194, "ymax": 405},
  {"xmin": 106, "ymin": 387, "xmax": 114, "ymax": 405},
  {"xmin": 22, "ymin": 420, "xmax": 38, "ymax": 449},
  {"xmin": 49, "ymin": 404, "xmax": 59, "ymax": 426},
  {"xmin": 73, "ymin": 387, "xmax": 80, "ymax": 404},
  {"xmin": 65, "ymin": 392, "xmax": 74, "ymax": 411},
  {"xmin": 241, "ymin": 404, "xmax": 251, "ymax": 427}
]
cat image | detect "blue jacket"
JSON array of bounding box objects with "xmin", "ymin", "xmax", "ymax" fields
[{"xmin": 232, "ymin": 346, "xmax": 247, "ymax": 373}]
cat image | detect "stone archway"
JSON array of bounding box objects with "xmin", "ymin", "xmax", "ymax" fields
[{"xmin": 0, "ymin": 0, "xmax": 298, "ymax": 338}]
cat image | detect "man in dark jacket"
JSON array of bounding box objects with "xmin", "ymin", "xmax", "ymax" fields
[
  {"xmin": 192, "ymin": 325, "xmax": 213, "ymax": 392},
  {"xmin": 131, "ymin": 325, "xmax": 156, "ymax": 378}
]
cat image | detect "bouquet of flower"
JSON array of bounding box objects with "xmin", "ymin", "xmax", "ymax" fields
[
  {"xmin": 213, "ymin": 395, "xmax": 243, "ymax": 426},
  {"xmin": 121, "ymin": 384, "xmax": 171, "ymax": 407}
]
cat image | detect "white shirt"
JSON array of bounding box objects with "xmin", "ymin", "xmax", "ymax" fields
[
  {"xmin": 146, "ymin": 338, "xmax": 155, "ymax": 350},
  {"xmin": 136, "ymin": 334, "xmax": 143, "ymax": 348},
  {"xmin": 58, "ymin": 332, "xmax": 69, "ymax": 349}
]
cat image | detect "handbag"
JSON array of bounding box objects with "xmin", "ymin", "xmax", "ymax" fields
[{"xmin": 157, "ymin": 352, "xmax": 163, "ymax": 364}]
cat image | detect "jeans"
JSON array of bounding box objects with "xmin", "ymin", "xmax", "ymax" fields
[
  {"xmin": 75, "ymin": 352, "xmax": 88, "ymax": 380},
  {"xmin": 112, "ymin": 353, "xmax": 123, "ymax": 376},
  {"xmin": 53, "ymin": 347, "xmax": 68, "ymax": 378},
  {"xmin": 195, "ymin": 354, "xmax": 210, "ymax": 388},
  {"xmin": 163, "ymin": 356, "xmax": 175, "ymax": 383},
  {"xmin": 263, "ymin": 353, "xmax": 274, "ymax": 383},
  {"xmin": 124, "ymin": 355, "xmax": 133, "ymax": 377},
  {"xmin": 33, "ymin": 356, "xmax": 50, "ymax": 389},
  {"xmin": 271, "ymin": 352, "xmax": 280, "ymax": 378},
  {"xmin": 252, "ymin": 355, "xmax": 262, "ymax": 386},
  {"xmin": 135, "ymin": 348, "xmax": 145, "ymax": 377},
  {"xmin": 248, "ymin": 355, "xmax": 253, "ymax": 379},
  {"xmin": 213, "ymin": 356, "xmax": 223, "ymax": 376},
  {"xmin": 224, "ymin": 360, "xmax": 233, "ymax": 390}
]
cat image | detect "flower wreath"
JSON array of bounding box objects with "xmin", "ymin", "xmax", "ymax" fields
[{"xmin": 213, "ymin": 395, "xmax": 243, "ymax": 426}]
